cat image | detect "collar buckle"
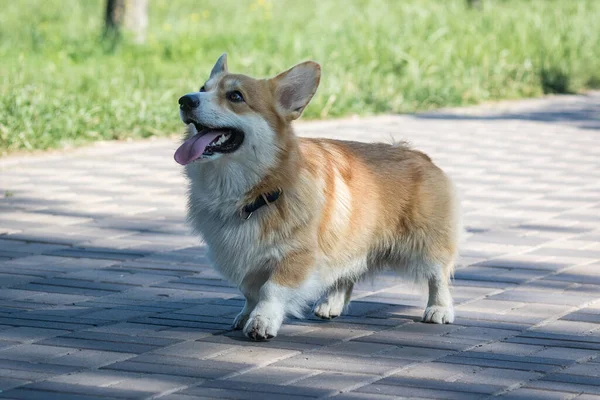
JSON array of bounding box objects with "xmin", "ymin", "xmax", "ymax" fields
[
  {"xmin": 239, "ymin": 209, "xmax": 253, "ymax": 220},
  {"xmin": 239, "ymin": 188, "xmax": 282, "ymax": 221}
]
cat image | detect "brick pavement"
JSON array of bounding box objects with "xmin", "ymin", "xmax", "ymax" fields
[{"xmin": 0, "ymin": 92, "xmax": 599, "ymax": 399}]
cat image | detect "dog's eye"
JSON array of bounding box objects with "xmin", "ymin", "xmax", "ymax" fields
[
  {"xmin": 226, "ymin": 91, "xmax": 244, "ymax": 103},
  {"xmin": 199, "ymin": 86, "xmax": 206, "ymax": 92}
]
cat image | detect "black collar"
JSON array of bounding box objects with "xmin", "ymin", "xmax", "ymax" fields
[{"xmin": 240, "ymin": 189, "xmax": 282, "ymax": 220}]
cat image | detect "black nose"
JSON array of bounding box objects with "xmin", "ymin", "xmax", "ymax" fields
[{"xmin": 178, "ymin": 94, "xmax": 200, "ymax": 111}]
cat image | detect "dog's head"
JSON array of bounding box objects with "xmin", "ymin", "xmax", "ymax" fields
[{"xmin": 174, "ymin": 54, "xmax": 321, "ymax": 166}]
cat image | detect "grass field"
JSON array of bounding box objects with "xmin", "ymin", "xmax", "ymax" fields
[{"xmin": 1, "ymin": 0, "xmax": 599, "ymax": 154}]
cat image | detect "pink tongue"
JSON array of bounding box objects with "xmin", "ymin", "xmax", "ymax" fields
[{"xmin": 174, "ymin": 132, "xmax": 223, "ymax": 165}]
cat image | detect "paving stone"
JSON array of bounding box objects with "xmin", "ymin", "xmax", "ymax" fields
[
  {"xmin": 50, "ymin": 349, "xmax": 136, "ymax": 368},
  {"xmin": 453, "ymin": 318, "xmax": 531, "ymax": 332},
  {"xmin": 160, "ymin": 395, "xmax": 217, "ymax": 400},
  {"xmin": 107, "ymin": 374, "xmax": 197, "ymax": 393},
  {"xmin": 272, "ymin": 353, "xmax": 411, "ymax": 375},
  {"xmin": 456, "ymin": 367, "xmax": 543, "ymax": 387},
  {"xmin": 376, "ymin": 345, "xmax": 456, "ymax": 361},
  {"xmin": 381, "ymin": 374, "xmax": 503, "ymax": 394},
  {"xmin": 508, "ymin": 337, "xmax": 600, "ymax": 351},
  {"xmin": 48, "ymin": 370, "xmax": 135, "ymax": 386},
  {"xmin": 210, "ymin": 346, "xmax": 299, "ymax": 365},
  {"xmin": 488, "ymin": 289, "xmax": 595, "ymax": 306},
  {"xmin": 327, "ymin": 393, "xmax": 399, "ymax": 400},
  {"xmin": 14, "ymin": 283, "xmax": 115, "ymax": 297},
  {"xmin": 497, "ymin": 388, "xmax": 574, "ymax": 399},
  {"xmin": 198, "ymin": 332, "xmax": 323, "ymax": 352},
  {"xmin": 227, "ymin": 366, "xmax": 316, "ymax": 385},
  {"xmin": 396, "ymin": 361, "xmax": 480, "ymax": 381},
  {"xmin": 355, "ymin": 381, "xmax": 486, "ymax": 399},
  {"xmin": 443, "ymin": 326, "xmax": 518, "ymax": 341},
  {"xmin": 37, "ymin": 337, "xmax": 167, "ymax": 354},
  {"xmin": 11, "ymin": 381, "xmax": 154, "ymax": 399},
  {"xmin": 559, "ymin": 362, "xmax": 600, "ymax": 377},
  {"xmin": 63, "ymin": 268, "xmax": 178, "ymax": 286},
  {"xmin": 0, "ymin": 376, "xmax": 29, "ymax": 391},
  {"xmin": 0, "ymin": 388, "xmax": 115, "ymax": 400},
  {"xmin": 316, "ymin": 341, "xmax": 397, "ymax": 357},
  {"xmin": 528, "ymin": 379, "xmax": 600, "ymax": 395},
  {"xmin": 531, "ymin": 320, "xmax": 599, "ymax": 335},
  {"xmin": 437, "ymin": 351, "xmax": 570, "ymax": 372},
  {"xmin": 150, "ymin": 341, "xmax": 238, "ymax": 360},
  {"xmin": 103, "ymin": 357, "xmax": 245, "ymax": 379},
  {"xmin": 189, "ymin": 380, "xmax": 331, "ymax": 398},
  {"xmin": 0, "ymin": 344, "xmax": 74, "ymax": 363},
  {"xmin": 0, "ymin": 359, "xmax": 78, "ymax": 377},
  {"xmin": 0, "ymin": 367, "xmax": 54, "ymax": 382},
  {"xmin": 577, "ymin": 395, "xmax": 600, "ymax": 400},
  {"xmin": 353, "ymin": 331, "xmax": 483, "ymax": 351},
  {"xmin": 533, "ymin": 347, "xmax": 599, "ymax": 361},
  {"xmin": 471, "ymin": 341, "xmax": 544, "ymax": 356},
  {"xmin": 542, "ymin": 372, "xmax": 600, "ymax": 387},
  {"xmin": 0, "ymin": 327, "xmax": 70, "ymax": 343},
  {"xmin": 177, "ymin": 387, "xmax": 314, "ymax": 400}
]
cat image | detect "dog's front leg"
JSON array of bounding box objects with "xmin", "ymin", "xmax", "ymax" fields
[
  {"xmin": 243, "ymin": 282, "xmax": 288, "ymax": 340},
  {"xmin": 233, "ymin": 270, "xmax": 271, "ymax": 331},
  {"xmin": 243, "ymin": 252, "xmax": 314, "ymax": 340}
]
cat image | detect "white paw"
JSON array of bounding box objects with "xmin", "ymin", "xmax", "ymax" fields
[
  {"xmin": 423, "ymin": 305, "xmax": 454, "ymax": 324},
  {"xmin": 232, "ymin": 311, "xmax": 250, "ymax": 330},
  {"xmin": 314, "ymin": 297, "xmax": 346, "ymax": 319},
  {"xmin": 243, "ymin": 314, "xmax": 281, "ymax": 340}
]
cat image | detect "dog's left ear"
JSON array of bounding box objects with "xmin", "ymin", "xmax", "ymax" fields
[
  {"xmin": 210, "ymin": 53, "xmax": 228, "ymax": 79},
  {"xmin": 272, "ymin": 61, "xmax": 321, "ymax": 120}
]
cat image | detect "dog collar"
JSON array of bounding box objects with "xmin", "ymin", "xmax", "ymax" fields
[{"xmin": 240, "ymin": 189, "xmax": 282, "ymax": 220}]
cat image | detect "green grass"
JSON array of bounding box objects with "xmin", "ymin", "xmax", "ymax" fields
[{"xmin": 1, "ymin": 0, "xmax": 599, "ymax": 154}]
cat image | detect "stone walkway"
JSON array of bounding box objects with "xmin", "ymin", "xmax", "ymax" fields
[{"xmin": 0, "ymin": 92, "xmax": 599, "ymax": 400}]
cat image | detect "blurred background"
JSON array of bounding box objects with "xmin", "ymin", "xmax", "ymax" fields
[{"xmin": 1, "ymin": 0, "xmax": 598, "ymax": 155}]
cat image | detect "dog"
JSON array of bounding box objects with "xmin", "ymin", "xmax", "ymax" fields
[{"xmin": 174, "ymin": 54, "xmax": 461, "ymax": 340}]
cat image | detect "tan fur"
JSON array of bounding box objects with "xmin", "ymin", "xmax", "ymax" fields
[{"xmin": 257, "ymin": 137, "xmax": 458, "ymax": 283}]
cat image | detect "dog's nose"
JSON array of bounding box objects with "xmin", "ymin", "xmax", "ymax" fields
[{"xmin": 178, "ymin": 94, "xmax": 200, "ymax": 111}]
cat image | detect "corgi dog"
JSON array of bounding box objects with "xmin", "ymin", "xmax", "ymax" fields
[{"xmin": 174, "ymin": 54, "xmax": 461, "ymax": 340}]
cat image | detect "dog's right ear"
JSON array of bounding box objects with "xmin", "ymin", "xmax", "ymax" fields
[
  {"xmin": 271, "ymin": 61, "xmax": 321, "ymax": 120},
  {"xmin": 210, "ymin": 53, "xmax": 228, "ymax": 79}
]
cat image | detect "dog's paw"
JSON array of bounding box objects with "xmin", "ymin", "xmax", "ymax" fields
[
  {"xmin": 423, "ymin": 305, "xmax": 454, "ymax": 324},
  {"xmin": 243, "ymin": 314, "xmax": 279, "ymax": 340},
  {"xmin": 232, "ymin": 312, "xmax": 250, "ymax": 331},
  {"xmin": 314, "ymin": 297, "xmax": 345, "ymax": 320}
]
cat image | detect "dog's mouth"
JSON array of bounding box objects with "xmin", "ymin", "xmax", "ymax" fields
[{"xmin": 174, "ymin": 121, "xmax": 245, "ymax": 165}]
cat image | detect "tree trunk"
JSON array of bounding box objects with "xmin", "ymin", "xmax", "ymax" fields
[
  {"xmin": 104, "ymin": 0, "xmax": 125, "ymax": 38},
  {"xmin": 104, "ymin": 0, "xmax": 148, "ymax": 44},
  {"xmin": 125, "ymin": 0, "xmax": 148, "ymax": 44}
]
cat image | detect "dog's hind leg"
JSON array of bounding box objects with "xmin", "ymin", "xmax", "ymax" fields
[
  {"xmin": 422, "ymin": 262, "xmax": 454, "ymax": 324},
  {"xmin": 314, "ymin": 279, "xmax": 354, "ymax": 319}
]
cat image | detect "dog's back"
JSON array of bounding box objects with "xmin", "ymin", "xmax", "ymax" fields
[{"xmin": 300, "ymin": 138, "xmax": 460, "ymax": 281}]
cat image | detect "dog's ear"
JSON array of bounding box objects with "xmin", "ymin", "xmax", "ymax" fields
[
  {"xmin": 210, "ymin": 53, "xmax": 228, "ymax": 79},
  {"xmin": 272, "ymin": 61, "xmax": 321, "ymax": 120}
]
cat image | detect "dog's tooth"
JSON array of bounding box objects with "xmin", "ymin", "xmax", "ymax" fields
[{"xmin": 216, "ymin": 133, "xmax": 229, "ymax": 146}]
